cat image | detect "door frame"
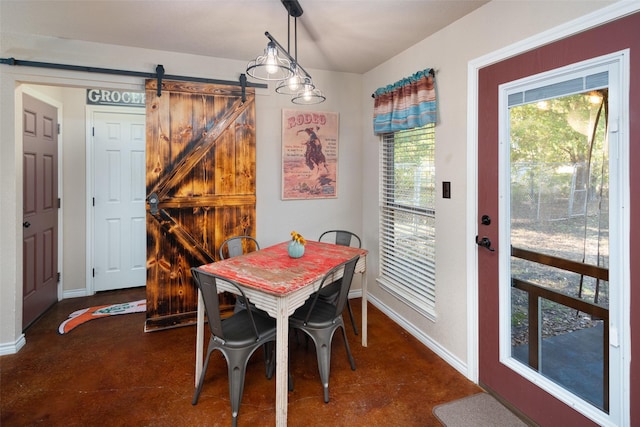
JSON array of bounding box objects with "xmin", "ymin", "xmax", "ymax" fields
[
  {"xmin": 85, "ymin": 105, "xmax": 146, "ymax": 295},
  {"xmin": 1, "ymin": 65, "xmax": 149, "ymax": 354},
  {"xmin": 466, "ymin": 1, "xmax": 638, "ymax": 424},
  {"xmin": 19, "ymin": 85, "xmax": 64, "ymax": 303}
]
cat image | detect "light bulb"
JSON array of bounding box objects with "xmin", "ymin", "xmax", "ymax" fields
[
  {"xmin": 265, "ymin": 44, "xmax": 279, "ymax": 75},
  {"xmin": 303, "ymin": 85, "xmax": 313, "ymax": 101},
  {"xmin": 288, "ymin": 75, "xmax": 301, "ymax": 91},
  {"xmin": 265, "ymin": 55, "xmax": 278, "ymax": 74},
  {"xmin": 287, "ymin": 64, "xmax": 300, "ymax": 91}
]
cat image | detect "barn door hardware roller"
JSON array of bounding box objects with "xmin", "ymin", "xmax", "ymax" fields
[
  {"xmin": 155, "ymin": 65, "xmax": 164, "ymax": 97},
  {"xmin": 240, "ymin": 73, "xmax": 247, "ymax": 103}
]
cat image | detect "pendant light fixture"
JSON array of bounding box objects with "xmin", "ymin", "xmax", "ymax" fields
[
  {"xmin": 246, "ymin": 0, "xmax": 325, "ymax": 104},
  {"xmin": 292, "ymin": 77, "xmax": 326, "ymax": 104},
  {"xmin": 246, "ymin": 40, "xmax": 293, "ymax": 81}
]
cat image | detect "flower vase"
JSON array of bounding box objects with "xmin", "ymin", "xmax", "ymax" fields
[{"xmin": 288, "ymin": 240, "xmax": 305, "ymax": 258}]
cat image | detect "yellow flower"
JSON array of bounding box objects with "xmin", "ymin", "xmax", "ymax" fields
[{"xmin": 290, "ymin": 231, "xmax": 306, "ymax": 245}]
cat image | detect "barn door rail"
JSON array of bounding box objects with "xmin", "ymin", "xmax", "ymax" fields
[{"xmin": 0, "ymin": 57, "xmax": 266, "ymax": 99}]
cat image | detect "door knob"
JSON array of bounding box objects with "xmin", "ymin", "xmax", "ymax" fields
[
  {"xmin": 475, "ymin": 235, "xmax": 495, "ymax": 252},
  {"xmin": 23, "ymin": 221, "xmax": 31, "ymax": 228}
]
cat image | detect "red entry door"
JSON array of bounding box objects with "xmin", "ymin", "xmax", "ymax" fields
[
  {"xmin": 22, "ymin": 93, "xmax": 59, "ymax": 329},
  {"xmin": 477, "ymin": 12, "xmax": 640, "ymax": 426}
]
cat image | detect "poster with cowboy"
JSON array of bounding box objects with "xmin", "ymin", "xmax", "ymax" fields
[{"xmin": 282, "ymin": 109, "xmax": 339, "ymax": 200}]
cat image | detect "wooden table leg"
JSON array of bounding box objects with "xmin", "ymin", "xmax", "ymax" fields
[{"xmin": 275, "ymin": 297, "xmax": 289, "ymax": 427}]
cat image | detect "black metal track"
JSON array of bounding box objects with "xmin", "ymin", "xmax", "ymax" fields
[{"xmin": 0, "ymin": 57, "xmax": 267, "ymax": 98}]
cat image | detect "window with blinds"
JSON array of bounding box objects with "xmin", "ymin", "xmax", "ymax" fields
[{"xmin": 379, "ymin": 124, "xmax": 436, "ymax": 318}]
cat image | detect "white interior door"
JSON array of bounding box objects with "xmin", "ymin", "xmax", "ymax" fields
[{"xmin": 91, "ymin": 108, "xmax": 146, "ymax": 292}]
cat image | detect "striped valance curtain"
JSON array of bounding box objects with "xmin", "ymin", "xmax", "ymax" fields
[{"xmin": 373, "ymin": 68, "xmax": 437, "ymax": 134}]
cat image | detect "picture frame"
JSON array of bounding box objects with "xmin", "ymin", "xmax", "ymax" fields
[{"xmin": 281, "ymin": 109, "xmax": 339, "ymax": 200}]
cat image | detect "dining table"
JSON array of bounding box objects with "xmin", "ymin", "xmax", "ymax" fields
[{"xmin": 193, "ymin": 240, "xmax": 368, "ymax": 427}]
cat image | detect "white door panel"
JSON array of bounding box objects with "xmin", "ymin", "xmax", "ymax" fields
[{"xmin": 92, "ymin": 109, "xmax": 146, "ymax": 292}]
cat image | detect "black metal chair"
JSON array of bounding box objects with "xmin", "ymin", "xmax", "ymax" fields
[
  {"xmin": 219, "ymin": 235, "xmax": 260, "ymax": 260},
  {"xmin": 289, "ymin": 256, "xmax": 359, "ymax": 403},
  {"xmin": 318, "ymin": 230, "xmax": 361, "ymax": 335},
  {"xmin": 191, "ymin": 268, "xmax": 276, "ymax": 427},
  {"xmin": 219, "ymin": 236, "xmax": 260, "ymax": 312}
]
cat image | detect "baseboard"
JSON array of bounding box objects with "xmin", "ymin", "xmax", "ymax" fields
[
  {"xmin": 63, "ymin": 288, "xmax": 90, "ymax": 299},
  {"xmin": 0, "ymin": 334, "xmax": 26, "ymax": 356},
  {"xmin": 366, "ymin": 293, "xmax": 469, "ymax": 379}
]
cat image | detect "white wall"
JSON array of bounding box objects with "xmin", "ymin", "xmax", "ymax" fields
[
  {"xmin": 361, "ymin": 0, "xmax": 616, "ymax": 375},
  {"xmin": 0, "ymin": 34, "xmax": 362, "ymax": 353}
]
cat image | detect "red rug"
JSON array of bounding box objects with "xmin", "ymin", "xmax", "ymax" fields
[{"xmin": 58, "ymin": 300, "xmax": 146, "ymax": 334}]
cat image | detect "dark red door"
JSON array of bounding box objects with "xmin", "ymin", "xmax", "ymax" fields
[
  {"xmin": 22, "ymin": 93, "xmax": 59, "ymax": 329},
  {"xmin": 477, "ymin": 12, "xmax": 640, "ymax": 425}
]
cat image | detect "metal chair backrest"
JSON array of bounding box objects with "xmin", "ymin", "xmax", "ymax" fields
[
  {"xmin": 191, "ymin": 267, "xmax": 261, "ymax": 341},
  {"xmin": 301, "ymin": 256, "xmax": 359, "ymax": 324},
  {"xmin": 219, "ymin": 236, "xmax": 260, "ymax": 260},
  {"xmin": 319, "ymin": 230, "xmax": 361, "ymax": 248}
]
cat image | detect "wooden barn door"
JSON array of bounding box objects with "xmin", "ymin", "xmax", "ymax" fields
[{"xmin": 144, "ymin": 80, "xmax": 256, "ymax": 331}]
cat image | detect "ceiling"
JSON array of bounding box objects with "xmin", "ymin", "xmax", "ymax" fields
[{"xmin": 1, "ymin": 0, "xmax": 487, "ymax": 75}]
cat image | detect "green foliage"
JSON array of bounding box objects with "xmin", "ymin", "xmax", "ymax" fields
[
  {"xmin": 509, "ymin": 91, "xmax": 608, "ymax": 221},
  {"xmin": 510, "ymin": 91, "xmax": 607, "ymax": 165},
  {"xmin": 391, "ymin": 124, "xmax": 436, "ymax": 208}
]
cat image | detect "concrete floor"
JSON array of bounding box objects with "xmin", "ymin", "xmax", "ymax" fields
[{"xmin": 1, "ymin": 287, "xmax": 482, "ymax": 426}]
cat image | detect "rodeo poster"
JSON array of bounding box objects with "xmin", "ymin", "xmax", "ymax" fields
[{"xmin": 282, "ymin": 109, "xmax": 339, "ymax": 200}]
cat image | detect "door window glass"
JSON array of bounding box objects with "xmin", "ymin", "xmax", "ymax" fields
[{"xmin": 508, "ymin": 77, "xmax": 609, "ymax": 412}]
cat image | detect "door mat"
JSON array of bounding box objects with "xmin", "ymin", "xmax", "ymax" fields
[
  {"xmin": 433, "ymin": 393, "xmax": 528, "ymax": 427},
  {"xmin": 58, "ymin": 300, "xmax": 146, "ymax": 334}
]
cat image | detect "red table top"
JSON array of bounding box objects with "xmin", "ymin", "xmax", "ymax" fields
[{"xmin": 197, "ymin": 241, "xmax": 367, "ymax": 296}]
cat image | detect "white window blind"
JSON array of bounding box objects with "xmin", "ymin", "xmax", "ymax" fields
[{"xmin": 379, "ymin": 124, "xmax": 436, "ymax": 317}]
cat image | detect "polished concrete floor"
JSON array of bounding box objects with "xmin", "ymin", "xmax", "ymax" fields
[{"xmin": 1, "ymin": 287, "xmax": 482, "ymax": 426}]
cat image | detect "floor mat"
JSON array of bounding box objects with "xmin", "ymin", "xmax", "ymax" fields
[
  {"xmin": 58, "ymin": 300, "xmax": 146, "ymax": 334},
  {"xmin": 433, "ymin": 393, "xmax": 528, "ymax": 426}
]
